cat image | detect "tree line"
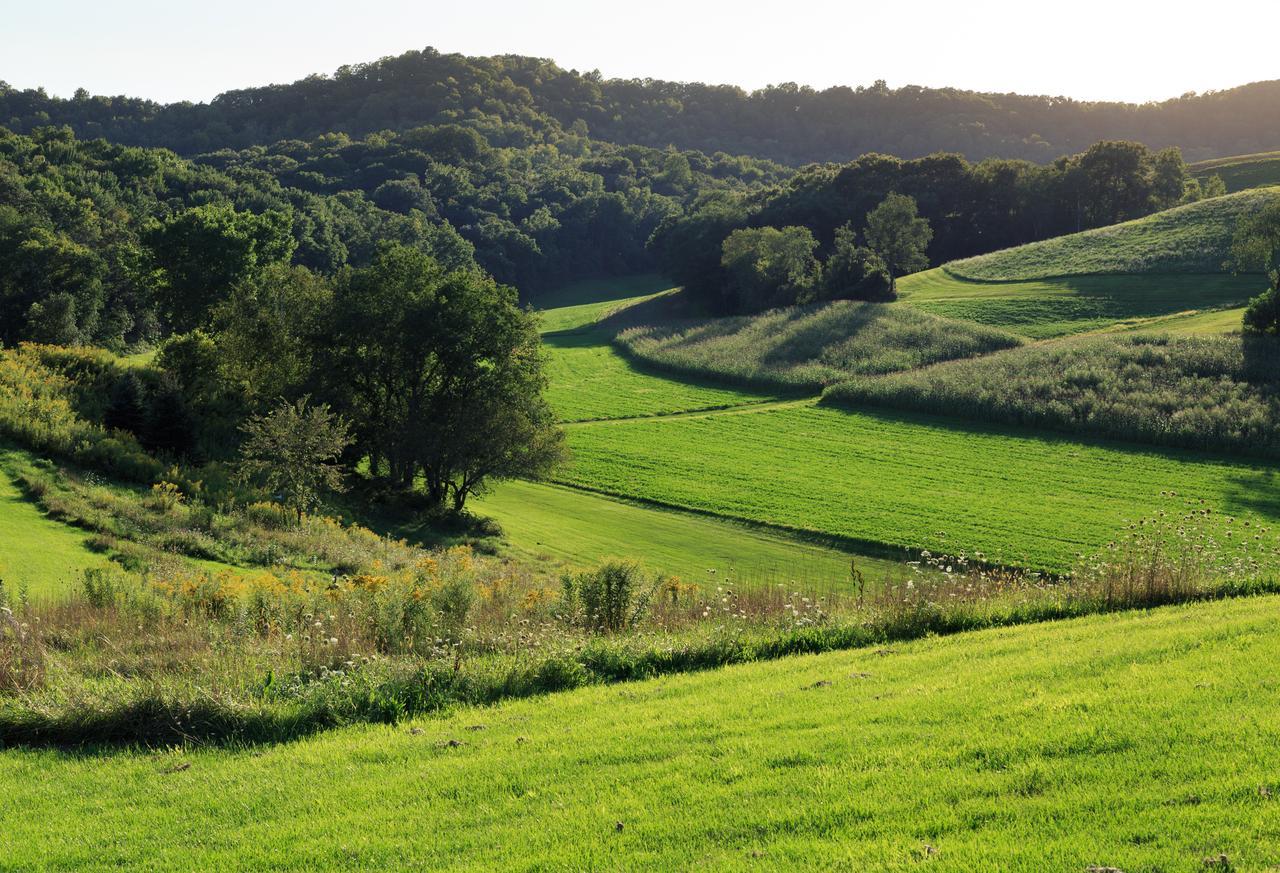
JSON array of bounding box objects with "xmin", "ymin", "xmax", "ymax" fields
[
  {"xmin": 3, "ymin": 47, "xmax": 1280, "ymax": 164},
  {"xmin": 652, "ymin": 140, "xmax": 1223, "ymax": 313}
]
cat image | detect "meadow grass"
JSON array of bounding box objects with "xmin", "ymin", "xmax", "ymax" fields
[
  {"xmin": 557, "ymin": 403, "xmax": 1280, "ymax": 572},
  {"xmin": 944, "ymin": 187, "xmax": 1280, "ymax": 281},
  {"xmin": 899, "ymin": 270, "xmax": 1262, "ymax": 338},
  {"xmin": 614, "ymin": 301, "xmax": 1021, "ymax": 391},
  {"xmin": 1192, "ymin": 151, "xmax": 1280, "ymax": 192},
  {"xmin": 4, "ymin": 593, "xmax": 1280, "ymax": 870},
  {"xmin": 824, "ymin": 333, "xmax": 1280, "ymax": 460},
  {"xmin": 472, "ymin": 478, "xmax": 905, "ymax": 591}
]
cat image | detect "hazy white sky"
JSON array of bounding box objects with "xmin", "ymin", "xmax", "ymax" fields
[{"xmin": 3, "ymin": 0, "xmax": 1276, "ymax": 104}]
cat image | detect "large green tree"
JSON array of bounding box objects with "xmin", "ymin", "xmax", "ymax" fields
[
  {"xmin": 822, "ymin": 223, "xmax": 892, "ymax": 302},
  {"xmin": 864, "ymin": 193, "xmax": 932, "ymax": 293},
  {"xmin": 323, "ymin": 244, "xmax": 564, "ymax": 509},
  {"xmin": 719, "ymin": 226, "xmax": 821, "ymax": 313}
]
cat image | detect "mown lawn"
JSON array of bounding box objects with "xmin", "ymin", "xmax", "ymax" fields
[
  {"xmin": 557, "ymin": 403, "xmax": 1280, "ymax": 572},
  {"xmin": 473, "ymin": 478, "xmax": 904, "ymax": 591},
  {"xmin": 541, "ymin": 325, "xmax": 770, "ymax": 422},
  {"xmin": 900, "ymin": 269, "xmax": 1261, "ymax": 338},
  {"xmin": 4, "ymin": 594, "xmax": 1280, "ymax": 870},
  {"xmin": 531, "ymin": 273, "xmax": 676, "ymax": 335},
  {"xmin": 0, "ymin": 451, "xmax": 110, "ymax": 599},
  {"xmin": 534, "ymin": 275, "xmax": 783, "ymax": 422}
]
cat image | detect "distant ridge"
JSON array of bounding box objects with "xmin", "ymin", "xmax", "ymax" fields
[{"xmin": 3, "ymin": 47, "xmax": 1280, "ymax": 163}]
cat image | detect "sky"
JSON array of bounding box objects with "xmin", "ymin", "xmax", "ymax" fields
[{"xmin": 3, "ymin": 0, "xmax": 1276, "ymax": 105}]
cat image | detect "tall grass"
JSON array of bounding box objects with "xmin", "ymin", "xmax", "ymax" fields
[
  {"xmin": 615, "ymin": 301, "xmax": 1021, "ymax": 392},
  {"xmin": 9, "ymin": 456, "xmax": 435, "ymax": 579},
  {"xmin": 2, "ymin": 497, "xmax": 1275, "ymax": 748},
  {"xmin": 824, "ymin": 333, "xmax": 1280, "ymax": 459}
]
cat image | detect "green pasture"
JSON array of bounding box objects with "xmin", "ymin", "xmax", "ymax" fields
[
  {"xmin": 474, "ymin": 479, "xmax": 904, "ymax": 591},
  {"xmin": 556, "ymin": 403, "xmax": 1280, "ymax": 572},
  {"xmin": 1192, "ymin": 151, "xmax": 1280, "ymax": 192},
  {"xmin": 944, "ymin": 188, "xmax": 1279, "ymax": 282}
]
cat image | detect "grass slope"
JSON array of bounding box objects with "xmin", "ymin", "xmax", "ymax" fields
[
  {"xmin": 900, "ymin": 271, "xmax": 1261, "ymax": 338},
  {"xmin": 535, "ymin": 277, "xmax": 773, "ymax": 422},
  {"xmin": 1192, "ymin": 151, "xmax": 1280, "ymax": 193},
  {"xmin": 615, "ymin": 301, "xmax": 1021, "ymax": 391},
  {"xmin": 557, "ymin": 403, "xmax": 1280, "ymax": 572},
  {"xmin": 825, "ymin": 333, "xmax": 1280, "ymax": 460},
  {"xmin": 5, "ymin": 595, "xmax": 1280, "ymax": 870},
  {"xmin": 473, "ymin": 479, "xmax": 902, "ymax": 591},
  {"xmin": 0, "ymin": 451, "xmax": 109, "ymax": 599},
  {"xmin": 945, "ymin": 188, "xmax": 1280, "ymax": 281}
]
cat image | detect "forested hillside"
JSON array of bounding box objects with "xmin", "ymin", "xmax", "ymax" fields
[
  {"xmin": 3, "ymin": 48, "xmax": 1279, "ymax": 163},
  {"xmin": 0, "ymin": 120, "xmax": 783, "ymax": 347}
]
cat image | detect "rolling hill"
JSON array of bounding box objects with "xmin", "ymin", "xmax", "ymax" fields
[
  {"xmin": 5, "ymin": 594, "xmax": 1280, "ymax": 870},
  {"xmin": 898, "ymin": 188, "xmax": 1279, "ymax": 337},
  {"xmin": 1192, "ymin": 151, "xmax": 1280, "ymax": 193}
]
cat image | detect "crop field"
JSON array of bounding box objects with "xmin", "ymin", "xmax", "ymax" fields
[
  {"xmin": 473, "ymin": 479, "xmax": 902, "ymax": 590},
  {"xmin": 945, "ymin": 188, "xmax": 1279, "ymax": 281},
  {"xmin": 4, "ymin": 594, "xmax": 1280, "ymax": 871},
  {"xmin": 556, "ymin": 403, "xmax": 1280, "ymax": 572},
  {"xmin": 615, "ymin": 301, "xmax": 1021, "ymax": 391},
  {"xmin": 1192, "ymin": 151, "xmax": 1280, "ymax": 192},
  {"xmin": 824, "ymin": 333, "xmax": 1280, "ymax": 459},
  {"xmin": 899, "ymin": 269, "xmax": 1261, "ymax": 338}
]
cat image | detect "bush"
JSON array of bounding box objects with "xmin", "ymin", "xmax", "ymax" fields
[
  {"xmin": 1244, "ymin": 287, "xmax": 1280, "ymax": 335},
  {"xmin": 563, "ymin": 560, "xmax": 654, "ymax": 633},
  {"xmin": 0, "ymin": 345, "xmax": 163, "ymax": 482}
]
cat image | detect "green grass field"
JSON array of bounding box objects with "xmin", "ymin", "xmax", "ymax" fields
[
  {"xmin": 5, "ymin": 594, "xmax": 1280, "ymax": 870},
  {"xmin": 0, "ymin": 451, "xmax": 109, "ymax": 599},
  {"xmin": 473, "ymin": 479, "xmax": 904, "ymax": 590},
  {"xmin": 945, "ymin": 188, "xmax": 1280, "ymax": 281},
  {"xmin": 556, "ymin": 402, "xmax": 1280, "ymax": 572},
  {"xmin": 1192, "ymin": 151, "xmax": 1280, "ymax": 193},
  {"xmin": 899, "ymin": 270, "xmax": 1260, "ymax": 338},
  {"xmin": 534, "ymin": 277, "xmax": 774, "ymax": 422},
  {"xmin": 531, "ymin": 273, "xmax": 677, "ymax": 334}
]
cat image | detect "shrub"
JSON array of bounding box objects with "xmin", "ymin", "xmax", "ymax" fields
[
  {"xmin": 80, "ymin": 567, "xmax": 126, "ymax": 609},
  {"xmin": 564, "ymin": 560, "xmax": 654, "ymax": 633},
  {"xmin": 0, "ymin": 605, "xmax": 44, "ymax": 693}
]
